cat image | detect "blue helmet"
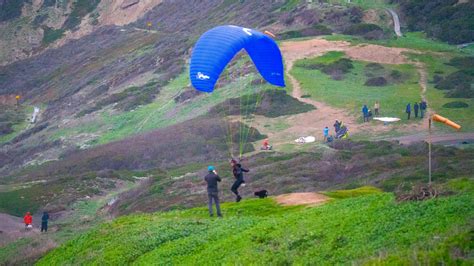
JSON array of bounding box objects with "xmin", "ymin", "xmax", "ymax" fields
[{"xmin": 208, "ymin": 166, "xmax": 215, "ymax": 172}]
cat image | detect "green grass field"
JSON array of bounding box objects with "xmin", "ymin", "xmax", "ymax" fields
[
  {"xmin": 0, "ymin": 105, "xmax": 33, "ymax": 143},
  {"xmin": 37, "ymin": 185, "xmax": 473, "ymax": 265},
  {"xmin": 326, "ymin": 0, "xmax": 394, "ymax": 9},
  {"xmin": 291, "ymin": 52, "xmax": 421, "ymax": 122}
]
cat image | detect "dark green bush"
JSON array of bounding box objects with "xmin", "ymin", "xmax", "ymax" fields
[
  {"xmin": 0, "ymin": 0, "xmax": 27, "ymax": 22},
  {"xmin": 42, "ymin": 26, "xmax": 65, "ymax": 45},
  {"xmin": 442, "ymin": 101, "xmax": 469, "ymax": 108},
  {"xmin": 278, "ymin": 24, "xmax": 332, "ymax": 40},
  {"xmin": 399, "ymin": 0, "xmax": 474, "ymax": 44},
  {"xmin": 365, "ymin": 77, "xmax": 388, "ymax": 87},
  {"xmin": 63, "ymin": 0, "xmax": 101, "ymax": 30},
  {"xmin": 209, "ymin": 89, "xmax": 315, "ymax": 118},
  {"xmin": 343, "ymin": 23, "xmax": 384, "ymax": 40}
]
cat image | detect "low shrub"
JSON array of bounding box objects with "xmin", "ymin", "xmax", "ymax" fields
[
  {"xmin": 442, "ymin": 101, "xmax": 469, "ymax": 108},
  {"xmin": 42, "ymin": 26, "xmax": 65, "ymax": 45},
  {"xmin": 365, "ymin": 77, "xmax": 388, "ymax": 87},
  {"xmin": 208, "ymin": 90, "xmax": 315, "ymax": 118},
  {"xmin": 343, "ymin": 23, "xmax": 385, "ymax": 40},
  {"xmin": 278, "ymin": 24, "xmax": 332, "ymax": 40}
]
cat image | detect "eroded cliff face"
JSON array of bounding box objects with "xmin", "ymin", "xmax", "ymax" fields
[{"xmin": 0, "ymin": 0, "xmax": 163, "ymax": 65}]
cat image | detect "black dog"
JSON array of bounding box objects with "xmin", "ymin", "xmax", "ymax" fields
[{"xmin": 254, "ymin": 190, "xmax": 268, "ymax": 199}]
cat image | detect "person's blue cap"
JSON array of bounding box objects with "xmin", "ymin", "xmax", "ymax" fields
[{"xmin": 208, "ymin": 166, "xmax": 215, "ymax": 171}]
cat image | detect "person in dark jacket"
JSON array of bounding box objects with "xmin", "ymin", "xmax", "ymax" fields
[
  {"xmin": 334, "ymin": 120, "xmax": 341, "ymax": 133},
  {"xmin": 414, "ymin": 102, "xmax": 419, "ymax": 118},
  {"xmin": 406, "ymin": 103, "xmax": 411, "ymax": 120},
  {"xmin": 41, "ymin": 211, "xmax": 49, "ymax": 232},
  {"xmin": 420, "ymin": 100, "xmax": 427, "ymax": 118},
  {"xmin": 230, "ymin": 159, "xmax": 249, "ymax": 202},
  {"xmin": 204, "ymin": 166, "xmax": 222, "ymax": 217}
]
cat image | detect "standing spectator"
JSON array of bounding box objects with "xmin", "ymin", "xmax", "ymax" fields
[
  {"xmin": 420, "ymin": 100, "xmax": 427, "ymax": 118},
  {"xmin": 414, "ymin": 102, "xmax": 419, "ymax": 118},
  {"xmin": 334, "ymin": 120, "xmax": 341, "ymax": 133},
  {"xmin": 374, "ymin": 101, "xmax": 380, "ymax": 116},
  {"xmin": 204, "ymin": 166, "xmax": 222, "ymax": 217},
  {"xmin": 323, "ymin": 126, "xmax": 329, "ymax": 142},
  {"xmin": 24, "ymin": 212, "xmax": 33, "ymax": 230},
  {"xmin": 41, "ymin": 211, "xmax": 49, "ymax": 232},
  {"xmin": 362, "ymin": 105, "xmax": 369, "ymax": 122},
  {"xmin": 406, "ymin": 103, "xmax": 411, "ymax": 120}
]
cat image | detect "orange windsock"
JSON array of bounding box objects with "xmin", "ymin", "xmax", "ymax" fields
[
  {"xmin": 264, "ymin": 30, "xmax": 276, "ymax": 38},
  {"xmin": 432, "ymin": 114, "xmax": 461, "ymax": 130}
]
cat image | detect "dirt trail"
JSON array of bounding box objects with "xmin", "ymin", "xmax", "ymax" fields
[
  {"xmin": 256, "ymin": 38, "xmax": 412, "ymax": 144},
  {"xmin": 395, "ymin": 132, "xmax": 474, "ymax": 145},
  {"xmin": 275, "ymin": 192, "xmax": 330, "ymax": 206}
]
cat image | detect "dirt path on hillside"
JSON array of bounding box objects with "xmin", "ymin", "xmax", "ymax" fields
[{"xmin": 275, "ymin": 192, "xmax": 330, "ymax": 206}]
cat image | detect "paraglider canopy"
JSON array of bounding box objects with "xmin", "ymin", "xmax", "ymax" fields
[{"xmin": 190, "ymin": 25, "xmax": 285, "ymax": 92}]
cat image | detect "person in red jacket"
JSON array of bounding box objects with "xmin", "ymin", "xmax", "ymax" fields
[{"xmin": 24, "ymin": 212, "xmax": 33, "ymax": 230}]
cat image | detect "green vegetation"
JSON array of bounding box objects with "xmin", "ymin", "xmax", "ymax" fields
[
  {"xmin": 95, "ymin": 70, "xmax": 273, "ymax": 144},
  {"xmin": 0, "ymin": 0, "xmax": 27, "ymax": 22},
  {"xmin": 399, "ymin": 0, "xmax": 474, "ymax": 44},
  {"xmin": 279, "ymin": 0, "xmax": 301, "ymax": 11},
  {"xmin": 409, "ymin": 53, "xmax": 474, "ymax": 131},
  {"xmin": 294, "ymin": 51, "xmax": 354, "ymax": 80},
  {"xmin": 325, "ymin": 0, "xmax": 393, "ymax": 9},
  {"xmin": 0, "ymin": 105, "xmax": 30, "ymax": 143},
  {"xmin": 42, "ymin": 26, "xmax": 65, "ymax": 45},
  {"xmin": 209, "ymin": 89, "xmax": 315, "ymax": 118},
  {"xmin": 323, "ymin": 186, "xmax": 382, "ymax": 198},
  {"xmin": 343, "ymin": 23, "xmax": 385, "ymax": 40},
  {"xmin": 76, "ymin": 81, "xmax": 163, "ymax": 117},
  {"xmin": 63, "ymin": 0, "xmax": 101, "ymax": 30},
  {"xmin": 443, "ymin": 101, "xmax": 469, "ymax": 109},
  {"xmin": 38, "ymin": 187, "xmax": 474, "ymax": 265},
  {"xmin": 278, "ymin": 25, "xmax": 333, "ymax": 40},
  {"xmin": 291, "ymin": 52, "xmax": 420, "ymax": 121},
  {"xmin": 434, "ymin": 57, "xmax": 474, "ymax": 98}
]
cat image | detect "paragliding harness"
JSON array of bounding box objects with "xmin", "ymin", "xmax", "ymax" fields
[
  {"xmin": 336, "ymin": 126, "xmax": 349, "ymax": 139},
  {"xmin": 260, "ymin": 145, "xmax": 272, "ymax": 151}
]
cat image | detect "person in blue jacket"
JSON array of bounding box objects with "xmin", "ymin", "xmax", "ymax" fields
[{"xmin": 362, "ymin": 105, "xmax": 369, "ymax": 122}]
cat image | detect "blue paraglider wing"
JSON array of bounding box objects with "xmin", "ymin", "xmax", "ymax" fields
[{"xmin": 190, "ymin": 25, "xmax": 285, "ymax": 93}]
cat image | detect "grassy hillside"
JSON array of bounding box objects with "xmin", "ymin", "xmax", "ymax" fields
[{"xmin": 38, "ymin": 185, "xmax": 473, "ymax": 265}]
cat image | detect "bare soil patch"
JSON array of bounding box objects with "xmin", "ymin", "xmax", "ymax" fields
[{"xmin": 275, "ymin": 192, "xmax": 330, "ymax": 206}]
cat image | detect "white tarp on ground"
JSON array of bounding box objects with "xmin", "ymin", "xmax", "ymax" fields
[
  {"xmin": 295, "ymin": 136, "xmax": 316, "ymax": 144},
  {"xmin": 373, "ymin": 117, "xmax": 401, "ymax": 122}
]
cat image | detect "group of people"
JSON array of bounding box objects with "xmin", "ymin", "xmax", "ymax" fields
[
  {"xmin": 23, "ymin": 211, "xmax": 49, "ymax": 232},
  {"xmin": 204, "ymin": 159, "xmax": 249, "ymax": 217},
  {"xmin": 323, "ymin": 120, "xmax": 349, "ymax": 142},
  {"xmin": 406, "ymin": 101, "xmax": 427, "ymax": 120},
  {"xmin": 362, "ymin": 101, "xmax": 380, "ymax": 122}
]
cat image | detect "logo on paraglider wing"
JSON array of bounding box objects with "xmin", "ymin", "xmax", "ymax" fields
[
  {"xmin": 242, "ymin": 28, "xmax": 252, "ymax": 36},
  {"xmin": 196, "ymin": 72, "xmax": 210, "ymax": 80}
]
